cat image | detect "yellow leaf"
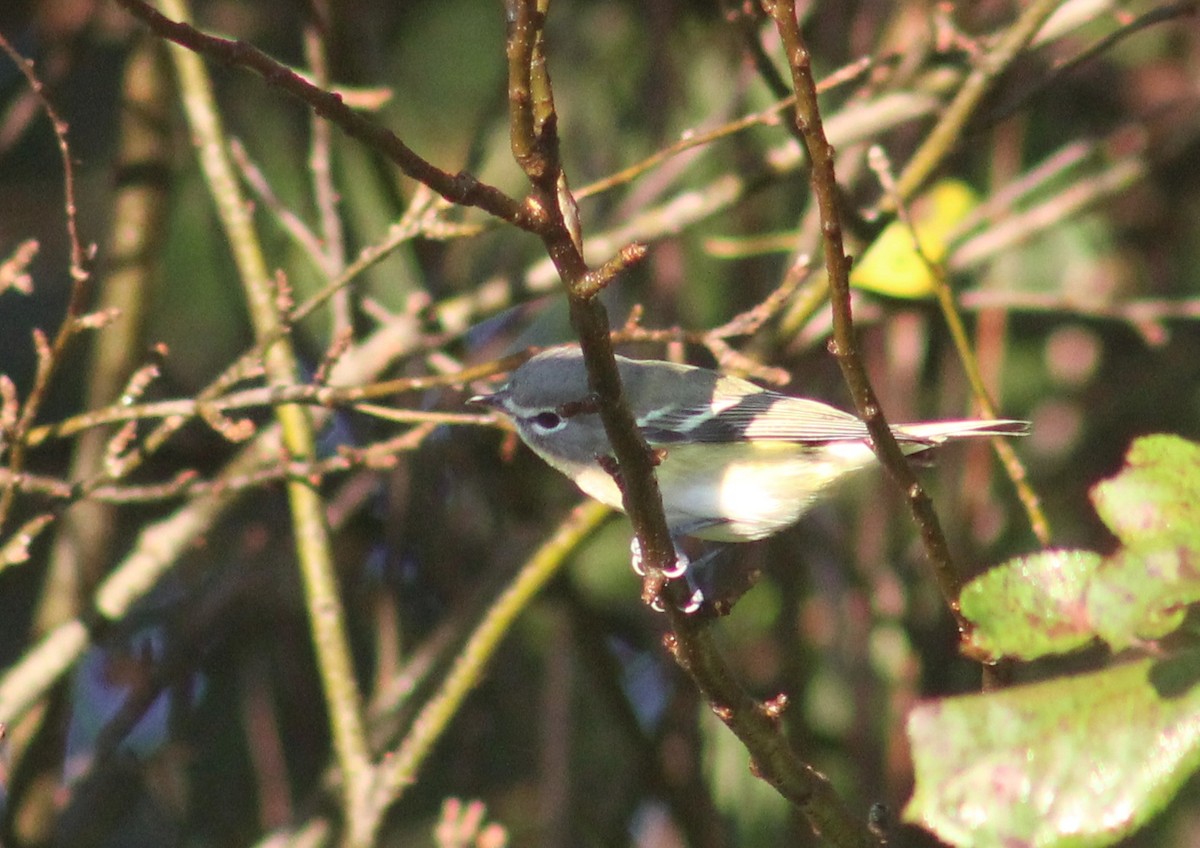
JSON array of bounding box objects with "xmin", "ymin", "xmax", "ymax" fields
[{"xmin": 851, "ymin": 180, "xmax": 978, "ymax": 299}]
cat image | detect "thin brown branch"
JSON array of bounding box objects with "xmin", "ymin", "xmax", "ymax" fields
[
  {"xmin": 662, "ymin": 616, "xmax": 878, "ymax": 848},
  {"xmin": 0, "ymin": 285, "xmax": 455, "ymax": 734},
  {"xmin": 20, "ymin": 190, "xmax": 446, "ymax": 523},
  {"xmin": 113, "ymin": 0, "xmax": 534, "ymax": 229},
  {"xmin": 505, "ymin": 0, "xmax": 675, "ymax": 596},
  {"xmin": 885, "ymin": 0, "xmax": 1065, "ymax": 206},
  {"xmin": 25, "ymin": 368, "xmax": 502, "ymax": 448},
  {"xmin": 301, "ymin": 10, "xmax": 351, "ymax": 335},
  {"xmin": 502, "ymin": 5, "xmax": 881, "ymax": 847},
  {"xmin": 949, "ymin": 154, "xmax": 1146, "ymax": 275},
  {"xmin": 1, "ymin": 426, "xmax": 441, "ymax": 506},
  {"xmin": 574, "ymin": 56, "xmax": 873, "ymax": 202},
  {"xmin": 761, "ymin": 2, "xmax": 970, "ymax": 635},
  {"xmin": 978, "ymin": 1, "xmax": 1200, "ymax": 130},
  {"xmin": 0, "ymin": 34, "xmax": 94, "ymax": 530},
  {"xmin": 37, "ymin": 37, "xmax": 174, "ymax": 637},
  {"xmin": 724, "ymin": 0, "xmax": 794, "ymax": 100},
  {"xmin": 611, "ymin": 255, "xmax": 813, "ymax": 386},
  {"xmin": 229, "ymin": 137, "xmax": 330, "ymax": 271},
  {"xmin": 961, "ymin": 290, "xmax": 1200, "ymax": 343}
]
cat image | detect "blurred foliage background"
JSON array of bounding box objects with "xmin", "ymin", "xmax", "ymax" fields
[{"xmin": 2, "ymin": 0, "xmax": 1200, "ymax": 846}]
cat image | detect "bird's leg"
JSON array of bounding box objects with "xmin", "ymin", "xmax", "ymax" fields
[
  {"xmin": 646, "ymin": 547, "xmax": 729, "ymax": 614},
  {"xmin": 681, "ymin": 547, "xmax": 728, "ymax": 611},
  {"xmin": 630, "ymin": 519, "xmax": 728, "ymax": 580},
  {"xmin": 630, "ymin": 538, "xmax": 697, "ymax": 612},
  {"xmin": 630, "ymin": 525, "xmax": 733, "ymax": 615},
  {"xmin": 629, "ymin": 535, "xmax": 691, "ymax": 579}
]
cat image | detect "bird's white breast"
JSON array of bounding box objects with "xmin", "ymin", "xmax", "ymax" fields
[
  {"xmin": 532, "ymin": 439, "xmax": 880, "ymax": 543},
  {"xmin": 655, "ymin": 442, "xmax": 878, "ymax": 541}
]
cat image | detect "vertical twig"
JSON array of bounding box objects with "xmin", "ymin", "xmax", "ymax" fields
[
  {"xmin": 303, "ymin": 0, "xmax": 351, "ymax": 336},
  {"xmin": 153, "ymin": 1, "xmax": 373, "ymax": 842},
  {"xmin": 38, "ymin": 37, "xmax": 174, "ymax": 634},
  {"xmin": 502, "ymin": 4, "xmax": 881, "ymax": 846},
  {"xmin": 0, "ymin": 35, "xmax": 94, "ymax": 531},
  {"xmin": 762, "ymin": 1, "xmax": 974, "ymax": 631},
  {"xmin": 866, "ymin": 145, "xmax": 1052, "ymax": 548},
  {"xmin": 504, "ymin": 0, "xmax": 677, "ymax": 590}
]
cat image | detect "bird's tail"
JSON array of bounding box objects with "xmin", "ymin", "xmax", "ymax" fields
[{"xmin": 894, "ymin": 419, "xmax": 1029, "ymax": 446}]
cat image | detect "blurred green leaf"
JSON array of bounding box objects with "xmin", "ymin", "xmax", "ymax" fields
[
  {"xmin": 1088, "ymin": 545, "xmax": 1192, "ymax": 651},
  {"xmin": 905, "ymin": 657, "xmax": 1200, "ymax": 848},
  {"xmin": 960, "ymin": 549, "xmax": 1100, "ymax": 660},
  {"xmin": 962, "ymin": 435, "xmax": 1200, "ymax": 659},
  {"xmin": 1090, "ymin": 435, "xmax": 1200, "ymax": 550}
]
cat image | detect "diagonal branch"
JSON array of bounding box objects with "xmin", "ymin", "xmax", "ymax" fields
[
  {"xmin": 885, "ymin": 0, "xmax": 1065, "ymax": 206},
  {"xmin": 114, "ymin": 0, "xmax": 533, "ymax": 229},
  {"xmin": 504, "ymin": 0, "xmax": 677, "ymax": 592},
  {"xmin": 152, "ymin": 0, "xmax": 373, "ymax": 841},
  {"xmin": 502, "ymin": 3, "xmax": 881, "ymax": 846},
  {"xmin": 761, "ymin": 1, "xmax": 973, "ymax": 634}
]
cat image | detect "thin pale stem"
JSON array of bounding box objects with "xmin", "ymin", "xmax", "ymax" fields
[{"xmin": 155, "ymin": 1, "xmax": 373, "ymax": 841}]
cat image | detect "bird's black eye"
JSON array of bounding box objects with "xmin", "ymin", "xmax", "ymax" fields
[{"xmin": 531, "ymin": 411, "xmax": 563, "ymax": 431}]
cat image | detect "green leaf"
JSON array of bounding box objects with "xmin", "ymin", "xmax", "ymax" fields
[
  {"xmin": 1085, "ymin": 435, "xmax": 1200, "ymax": 649},
  {"xmin": 961, "ymin": 434, "xmax": 1200, "ymax": 659},
  {"xmin": 1086, "ymin": 545, "xmax": 1194, "ymax": 650},
  {"xmin": 960, "ymin": 550, "xmax": 1101, "ymax": 661},
  {"xmin": 905, "ymin": 658, "xmax": 1200, "ymax": 848},
  {"xmin": 1090, "ymin": 434, "xmax": 1200, "ymax": 549}
]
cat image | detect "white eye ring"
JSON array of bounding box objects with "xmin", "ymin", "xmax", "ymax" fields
[{"xmin": 530, "ymin": 411, "xmax": 565, "ymax": 432}]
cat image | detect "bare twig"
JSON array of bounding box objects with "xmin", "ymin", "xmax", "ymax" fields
[
  {"xmin": 502, "ymin": 5, "xmax": 882, "ymax": 848},
  {"xmin": 0, "ymin": 34, "xmax": 94, "ymax": 530},
  {"xmin": 302, "ymin": 3, "xmax": 352, "ymax": 335},
  {"xmin": 1, "ymin": 426, "xmax": 442, "ymax": 506},
  {"xmin": 575, "ymin": 56, "xmax": 873, "ymax": 201},
  {"xmin": 961, "ymin": 290, "xmax": 1200, "ymax": 343},
  {"xmin": 611, "ymin": 255, "xmax": 813, "ymax": 385},
  {"xmin": 768, "ymin": 0, "xmax": 974, "ymax": 642},
  {"xmin": 230, "ymin": 138, "xmax": 330, "ymax": 272},
  {"xmin": 978, "ymin": 1, "xmax": 1200, "ymax": 130},
  {"xmin": 25, "ymin": 365, "xmax": 504, "ymax": 448},
  {"xmin": 154, "ymin": 1, "xmax": 372, "ymax": 840},
  {"xmin": 885, "ymin": 0, "xmax": 1066, "ymax": 206},
  {"xmin": 0, "ymin": 295, "xmax": 447, "ymax": 733},
  {"xmin": 114, "ymin": 0, "xmax": 533, "ymax": 228},
  {"xmin": 866, "ymin": 144, "xmax": 1051, "ymax": 548},
  {"xmin": 37, "ymin": 37, "xmax": 173, "ymax": 638},
  {"xmin": 20, "ymin": 190, "xmax": 446, "ymax": 526}
]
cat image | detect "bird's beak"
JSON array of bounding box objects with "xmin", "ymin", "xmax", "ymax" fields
[{"xmin": 468, "ymin": 390, "xmax": 505, "ymax": 411}]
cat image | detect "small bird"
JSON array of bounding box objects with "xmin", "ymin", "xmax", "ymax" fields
[{"xmin": 473, "ymin": 347, "xmax": 1027, "ymax": 579}]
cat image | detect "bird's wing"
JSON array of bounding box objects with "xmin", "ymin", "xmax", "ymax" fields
[{"xmin": 638, "ymin": 389, "xmax": 872, "ymax": 444}]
